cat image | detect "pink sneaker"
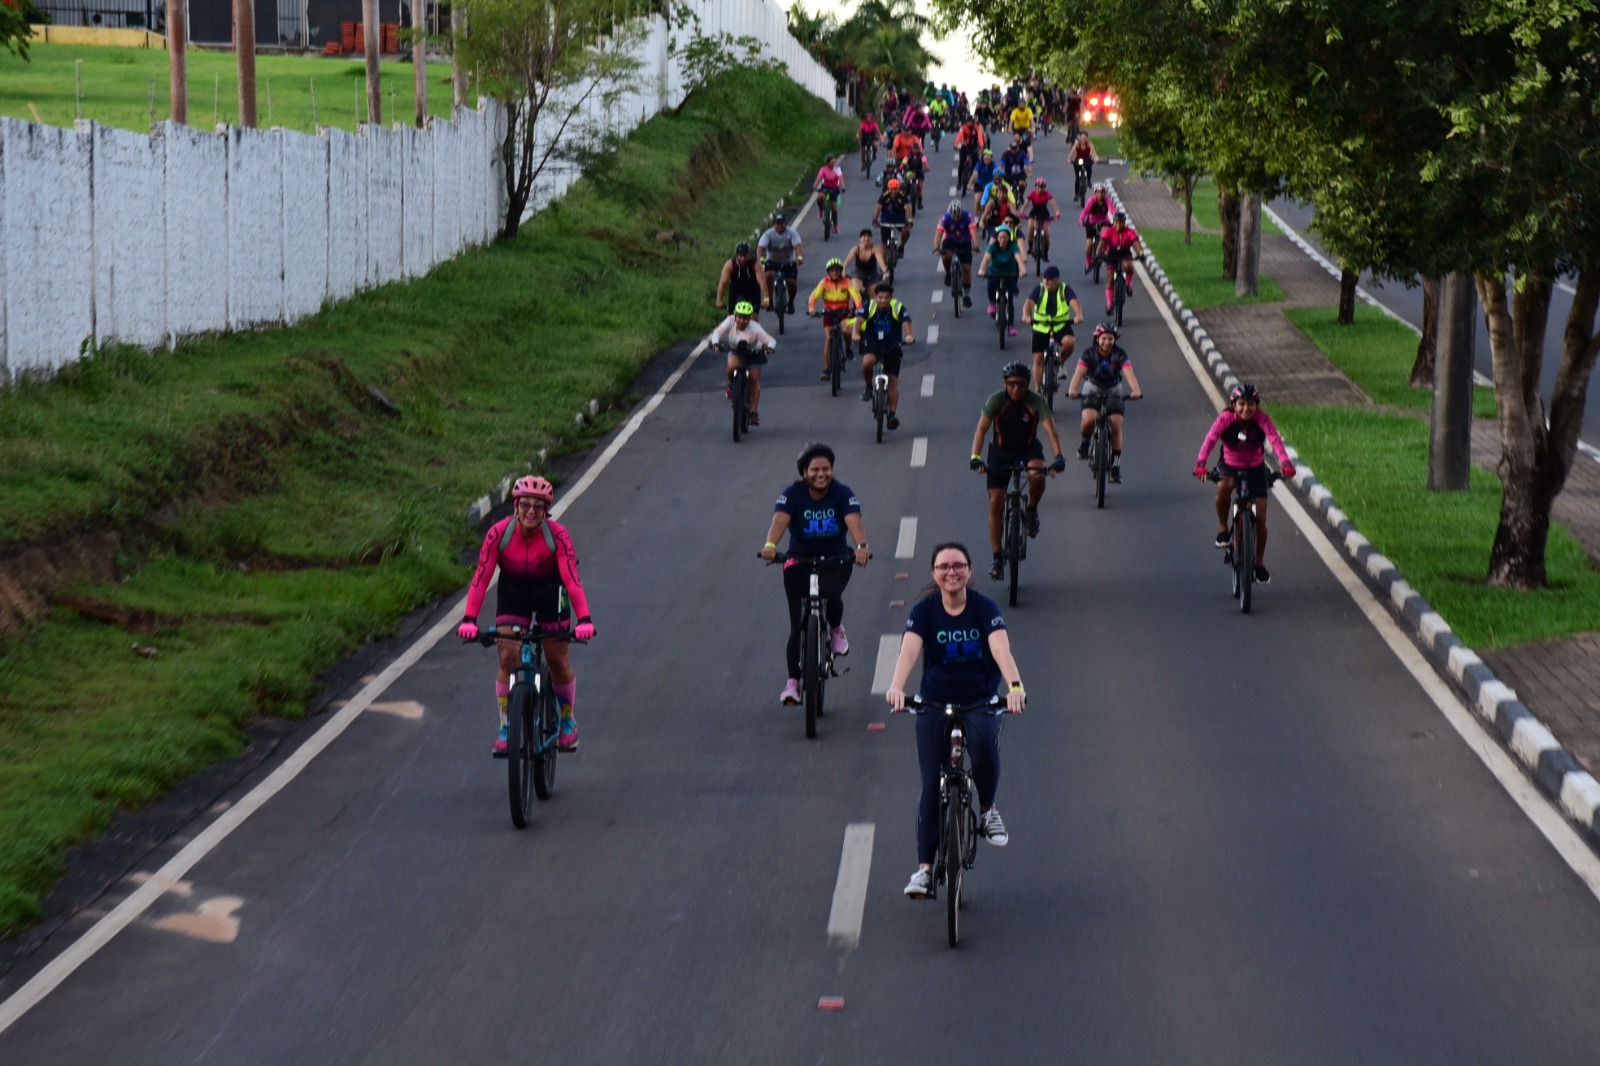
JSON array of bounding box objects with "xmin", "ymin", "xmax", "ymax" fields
[
  {"xmin": 830, "ymin": 625, "xmax": 850, "ymax": 656},
  {"xmin": 1007, "ymin": 326, "xmax": 1018, "ymax": 336},
  {"xmin": 780, "ymin": 678, "xmax": 802, "ymax": 705},
  {"xmin": 987, "ymin": 302, "xmax": 996, "ymax": 316},
  {"xmin": 557, "ymin": 716, "xmax": 579, "ymax": 752}
]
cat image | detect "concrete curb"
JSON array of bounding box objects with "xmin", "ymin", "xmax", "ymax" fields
[{"xmin": 1107, "ymin": 181, "xmax": 1600, "ymax": 851}]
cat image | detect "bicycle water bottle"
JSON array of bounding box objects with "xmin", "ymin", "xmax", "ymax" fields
[{"xmin": 559, "ymin": 586, "xmax": 571, "ymax": 621}]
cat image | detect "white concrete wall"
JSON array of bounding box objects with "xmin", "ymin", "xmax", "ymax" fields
[{"xmin": 0, "ymin": 0, "xmax": 834, "ymax": 378}]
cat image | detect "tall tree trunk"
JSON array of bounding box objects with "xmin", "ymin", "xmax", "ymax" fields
[
  {"xmin": 1235, "ymin": 193, "xmax": 1261, "ymax": 297},
  {"xmin": 168, "ymin": 0, "xmax": 188, "ymax": 124},
  {"xmin": 1337, "ymin": 266, "xmax": 1358, "ymax": 324},
  {"xmin": 451, "ymin": 4, "xmax": 466, "ymax": 108},
  {"xmin": 1411, "ymin": 275, "xmax": 1440, "ymax": 387},
  {"xmin": 1183, "ymin": 175, "xmax": 1194, "ymax": 245},
  {"xmin": 364, "ymin": 0, "xmax": 382, "ymax": 125},
  {"xmin": 234, "ymin": 0, "xmax": 257, "ymax": 128},
  {"xmin": 1429, "ymin": 273, "xmax": 1476, "ymax": 491},
  {"xmin": 1218, "ymin": 186, "xmax": 1240, "ymax": 280},
  {"xmin": 412, "ymin": 0, "xmax": 427, "ymax": 127}
]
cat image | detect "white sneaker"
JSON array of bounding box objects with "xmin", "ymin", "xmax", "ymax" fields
[
  {"xmin": 980, "ymin": 808, "xmax": 1009, "ymax": 847},
  {"xmin": 903, "ymin": 868, "xmax": 933, "ymax": 898}
]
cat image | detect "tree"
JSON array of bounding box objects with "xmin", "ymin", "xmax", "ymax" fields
[
  {"xmin": 1, "ymin": 0, "xmax": 33, "ymax": 60},
  {"xmin": 457, "ymin": 0, "xmax": 644, "ymax": 238}
]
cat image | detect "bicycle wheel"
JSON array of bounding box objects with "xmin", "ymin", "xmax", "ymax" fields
[
  {"xmin": 532, "ymin": 683, "xmax": 558, "ymax": 800},
  {"xmin": 1114, "ymin": 271, "xmax": 1126, "ymax": 329},
  {"xmin": 802, "ymin": 608, "xmax": 821, "ymax": 739},
  {"xmin": 1005, "ymin": 498, "xmax": 1022, "ymax": 607},
  {"xmin": 506, "ymin": 684, "xmax": 535, "ymax": 829},
  {"xmin": 1042, "ymin": 353, "xmax": 1058, "ymax": 411},
  {"xmin": 951, "ymin": 264, "xmax": 964, "ymax": 317},
  {"xmin": 944, "ymin": 781, "xmax": 964, "ymax": 947},
  {"xmin": 1228, "ymin": 506, "xmax": 1244, "ymax": 599},
  {"xmin": 874, "ymin": 382, "xmax": 886, "ymax": 443},
  {"xmin": 1094, "ymin": 424, "xmax": 1108, "ymax": 509},
  {"xmin": 772, "ymin": 281, "xmax": 787, "ymax": 336},
  {"xmin": 829, "ymin": 332, "xmax": 843, "ymax": 397},
  {"xmin": 887, "ymin": 243, "xmax": 898, "ymax": 286},
  {"xmin": 731, "ymin": 371, "xmax": 746, "ymax": 443},
  {"xmin": 997, "ymin": 292, "xmax": 1008, "ymax": 350},
  {"xmin": 1240, "ymin": 511, "xmax": 1256, "ymax": 614}
]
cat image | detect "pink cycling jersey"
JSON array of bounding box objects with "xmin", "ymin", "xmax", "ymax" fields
[
  {"xmin": 815, "ymin": 165, "xmax": 844, "ymax": 191},
  {"xmin": 464, "ymin": 517, "xmax": 591, "ymax": 622},
  {"xmin": 1196, "ymin": 409, "xmax": 1290, "ymax": 470},
  {"xmin": 1079, "ymin": 197, "xmax": 1112, "ymax": 227},
  {"xmin": 1099, "ymin": 224, "xmax": 1140, "ymax": 254}
]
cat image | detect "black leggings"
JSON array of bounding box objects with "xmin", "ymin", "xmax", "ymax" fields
[
  {"xmin": 783, "ymin": 562, "xmax": 852, "ymax": 677},
  {"xmin": 916, "ymin": 710, "xmax": 1001, "ymax": 864}
]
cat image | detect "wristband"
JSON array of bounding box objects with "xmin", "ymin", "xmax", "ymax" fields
[
  {"xmin": 764, "ymin": 541, "xmax": 777, "ymax": 550},
  {"xmin": 1009, "ymin": 681, "xmax": 1025, "ymax": 691},
  {"xmin": 971, "ymin": 454, "xmax": 983, "ymax": 462},
  {"xmin": 855, "ymin": 543, "xmax": 869, "ymax": 551}
]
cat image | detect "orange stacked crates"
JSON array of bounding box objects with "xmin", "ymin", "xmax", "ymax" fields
[
  {"xmin": 380, "ymin": 23, "xmax": 400, "ymax": 54},
  {"xmin": 340, "ymin": 21, "xmax": 357, "ymax": 53}
]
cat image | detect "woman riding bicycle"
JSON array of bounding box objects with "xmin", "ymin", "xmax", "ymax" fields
[
  {"xmin": 814, "ymin": 155, "xmax": 846, "ymax": 226},
  {"xmin": 844, "ymin": 228, "xmax": 889, "ymax": 301},
  {"xmin": 885, "ymin": 541, "xmax": 1027, "ymax": 899},
  {"xmin": 807, "ymin": 258, "xmax": 862, "ymax": 378},
  {"xmin": 977, "ymin": 224, "xmax": 1027, "ymax": 333},
  {"xmin": 458, "ymin": 476, "xmax": 596, "ymax": 755},
  {"xmin": 1192, "ymin": 383, "xmax": 1296, "ymax": 584},
  {"xmin": 1067, "ymin": 323, "xmax": 1144, "ymax": 484},
  {"xmin": 1078, "ymin": 184, "xmax": 1114, "ymax": 274},
  {"xmin": 709, "ymin": 301, "xmax": 776, "ymax": 427},
  {"xmin": 760, "ymin": 443, "xmax": 872, "ymax": 706}
]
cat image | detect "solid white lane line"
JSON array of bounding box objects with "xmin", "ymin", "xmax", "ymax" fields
[
  {"xmin": 921, "ymin": 374, "xmax": 935, "ymax": 396},
  {"xmin": 826, "ymin": 823, "xmax": 876, "ymax": 948},
  {"xmin": 871, "ymin": 634, "xmax": 902, "ymax": 694},
  {"xmin": 895, "ymin": 516, "xmax": 918, "ymax": 559},
  {"xmin": 0, "ymin": 338, "xmax": 724, "ymax": 1039},
  {"xmin": 1148, "ymin": 260, "xmax": 1600, "ymax": 907},
  {"xmin": 910, "ymin": 437, "xmax": 928, "ymax": 467},
  {"xmin": 927, "ymin": 325, "xmax": 940, "ymax": 345}
]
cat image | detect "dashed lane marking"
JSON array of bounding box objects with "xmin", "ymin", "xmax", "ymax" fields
[
  {"xmin": 872, "ymin": 634, "xmax": 901, "ymax": 694},
  {"xmin": 927, "ymin": 325, "xmax": 940, "ymax": 345},
  {"xmin": 932, "ymin": 290, "xmax": 943, "ymax": 304},
  {"xmin": 895, "ymin": 516, "xmax": 918, "ymax": 558},
  {"xmin": 826, "ymin": 824, "xmax": 876, "ymax": 948},
  {"xmin": 910, "ymin": 437, "xmax": 928, "ymax": 467},
  {"xmin": 921, "ymin": 374, "xmax": 935, "ymax": 396}
]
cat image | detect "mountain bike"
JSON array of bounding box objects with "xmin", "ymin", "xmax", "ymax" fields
[
  {"xmin": 766, "ymin": 552, "xmax": 859, "ymax": 738},
  {"xmin": 948, "ymin": 250, "xmax": 967, "ymax": 317},
  {"xmin": 1082, "ymin": 388, "xmax": 1139, "ymax": 509},
  {"xmin": 1028, "ymin": 218, "xmax": 1050, "ymax": 275},
  {"xmin": 1039, "ymin": 333, "xmax": 1064, "ymax": 412},
  {"xmin": 903, "ymin": 695, "xmax": 1012, "ymax": 947},
  {"xmin": 1207, "ymin": 466, "xmax": 1282, "ymax": 613},
  {"xmin": 811, "ymin": 308, "xmax": 852, "ymax": 397},
  {"xmin": 819, "ymin": 189, "xmax": 840, "ymax": 241},
  {"xmin": 957, "ymin": 149, "xmax": 975, "ymax": 195},
  {"xmin": 714, "ymin": 341, "xmax": 768, "ymax": 443},
  {"xmin": 986, "ymin": 277, "xmax": 1016, "ymax": 350},
  {"xmin": 981, "ymin": 461, "xmax": 1031, "ymax": 607},
  {"xmin": 1104, "ymin": 253, "xmax": 1139, "ymax": 329},
  {"xmin": 1073, "ymin": 158, "xmax": 1090, "ymax": 206},
  {"xmin": 468, "ymin": 625, "xmax": 585, "ymax": 829},
  {"xmin": 883, "ymin": 224, "xmax": 905, "ymax": 286},
  {"xmin": 860, "ymin": 139, "xmax": 876, "ymax": 175},
  {"xmin": 764, "ymin": 259, "xmax": 791, "ymax": 335}
]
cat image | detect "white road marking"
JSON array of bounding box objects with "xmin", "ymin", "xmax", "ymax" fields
[
  {"xmin": 1148, "ymin": 259, "xmax": 1600, "ymax": 906},
  {"xmin": 872, "ymin": 634, "xmax": 902, "ymax": 694},
  {"xmin": 948, "ymin": 185, "xmax": 958, "ymax": 197},
  {"xmin": 895, "ymin": 516, "xmax": 918, "ymax": 558},
  {"xmin": 826, "ymin": 823, "xmax": 876, "ymax": 948},
  {"xmin": 0, "ymin": 299, "xmax": 731, "ymax": 1039},
  {"xmin": 927, "ymin": 325, "xmax": 940, "ymax": 345},
  {"xmin": 932, "ymin": 290, "xmax": 943, "ymax": 304},
  {"xmin": 921, "ymin": 374, "xmax": 935, "ymax": 396},
  {"xmin": 910, "ymin": 437, "xmax": 928, "ymax": 467}
]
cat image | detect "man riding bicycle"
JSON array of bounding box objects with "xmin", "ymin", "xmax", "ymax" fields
[
  {"xmin": 714, "ymin": 240, "xmax": 764, "ymax": 319},
  {"xmin": 1008, "ymin": 100, "xmax": 1035, "ymax": 149},
  {"xmin": 934, "ymin": 199, "xmax": 978, "ymax": 308},
  {"xmin": 807, "ymin": 257, "xmax": 862, "ymax": 379},
  {"xmin": 1067, "ymin": 323, "xmax": 1144, "ymax": 483},
  {"xmin": 970, "ymin": 149, "xmax": 999, "ymax": 214},
  {"xmin": 1098, "ymin": 211, "xmax": 1145, "ymax": 315},
  {"xmin": 969, "ymin": 361, "xmax": 1067, "ymax": 579},
  {"xmin": 757, "ymin": 212, "xmax": 803, "ymax": 314},
  {"xmin": 873, "ymin": 177, "xmax": 914, "ymax": 257},
  {"xmin": 999, "ymin": 140, "xmax": 1032, "ymax": 200},
  {"xmin": 855, "ymin": 285, "xmax": 915, "ymax": 430},
  {"xmin": 1021, "ymin": 264, "xmax": 1083, "ymax": 390}
]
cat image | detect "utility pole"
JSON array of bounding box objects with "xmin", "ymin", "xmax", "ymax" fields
[
  {"xmin": 412, "ymin": 0, "xmax": 427, "ymax": 127},
  {"xmin": 364, "ymin": 0, "xmax": 382, "ymax": 125},
  {"xmin": 168, "ymin": 0, "xmax": 188, "ymax": 124},
  {"xmin": 234, "ymin": 0, "xmax": 258, "ymax": 127},
  {"xmin": 1428, "ymin": 272, "xmax": 1477, "ymax": 490},
  {"xmin": 451, "ymin": 3, "xmax": 466, "ymax": 108}
]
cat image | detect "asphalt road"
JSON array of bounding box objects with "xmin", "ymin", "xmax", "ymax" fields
[{"xmin": 5, "ymin": 136, "xmax": 1600, "ymax": 1065}]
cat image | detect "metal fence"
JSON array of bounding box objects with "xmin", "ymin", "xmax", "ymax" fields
[{"xmin": 32, "ymin": 0, "xmax": 166, "ymax": 30}]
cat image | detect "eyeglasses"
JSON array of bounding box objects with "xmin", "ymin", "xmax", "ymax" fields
[
  {"xmin": 1004, "ymin": 379, "xmax": 1028, "ymax": 388},
  {"xmin": 514, "ymin": 500, "xmax": 548, "ymax": 513},
  {"xmin": 933, "ymin": 563, "xmax": 970, "ymax": 573}
]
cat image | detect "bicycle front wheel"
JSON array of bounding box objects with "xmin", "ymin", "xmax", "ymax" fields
[
  {"xmin": 802, "ymin": 609, "xmax": 821, "ymax": 739},
  {"xmin": 829, "ymin": 334, "xmax": 843, "ymax": 397},
  {"xmin": 731, "ymin": 371, "xmax": 746, "ymax": 443},
  {"xmin": 997, "ymin": 295, "xmax": 1008, "ymax": 349},
  {"xmin": 874, "ymin": 385, "xmax": 886, "ymax": 443},
  {"xmin": 1005, "ymin": 501, "xmax": 1022, "ymax": 606},
  {"xmin": 1240, "ymin": 511, "xmax": 1256, "ymax": 614},
  {"xmin": 1042, "ymin": 356, "xmax": 1058, "ymax": 411},
  {"xmin": 1094, "ymin": 426, "xmax": 1108, "ymax": 509},
  {"xmin": 532, "ymin": 684, "xmax": 558, "ymax": 800},
  {"xmin": 506, "ymin": 684, "xmax": 535, "ymax": 828},
  {"xmin": 944, "ymin": 782, "xmax": 964, "ymax": 947}
]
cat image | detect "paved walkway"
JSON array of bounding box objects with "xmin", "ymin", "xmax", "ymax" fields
[{"xmin": 1117, "ymin": 176, "xmax": 1600, "ymax": 779}]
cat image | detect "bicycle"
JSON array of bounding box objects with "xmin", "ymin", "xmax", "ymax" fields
[
  {"xmin": 1038, "ymin": 333, "xmax": 1064, "ymax": 412},
  {"xmin": 946, "ymin": 247, "xmax": 968, "ymax": 317},
  {"xmin": 715, "ymin": 341, "xmax": 768, "ymax": 443},
  {"xmin": 901, "ymin": 695, "xmax": 1012, "ymax": 947},
  {"xmin": 765, "ymin": 552, "xmax": 859, "ymax": 738},
  {"xmin": 1207, "ymin": 467, "xmax": 1282, "ymax": 613},
  {"xmin": 1073, "ymin": 158, "xmax": 1090, "ymax": 206},
  {"xmin": 981, "ymin": 461, "xmax": 1031, "ymax": 607},
  {"xmin": 819, "ymin": 189, "xmax": 841, "ymax": 241},
  {"xmin": 764, "ymin": 259, "xmax": 792, "ymax": 336},
  {"xmin": 985, "ymin": 276, "xmax": 1016, "ymax": 350},
  {"xmin": 866, "ymin": 339, "xmax": 909, "ymax": 443},
  {"xmin": 860, "ymin": 139, "xmax": 877, "ymax": 175},
  {"xmin": 1083, "ymin": 389, "xmax": 1140, "ymax": 509},
  {"xmin": 1028, "ymin": 218, "xmax": 1050, "ymax": 276},
  {"xmin": 882, "ymin": 224, "xmax": 905, "ymax": 286},
  {"xmin": 1104, "ymin": 253, "xmax": 1137, "ymax": 329},
  {"xmin": 468, "ymin": 625, "xmax": 585, "ymax": 829},
  {"xmin": 812, "ymin": 307, "xmax": 851, "ymax": 397}
]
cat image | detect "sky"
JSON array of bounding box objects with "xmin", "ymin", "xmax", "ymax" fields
[{"xmin": 774, "ymin": 0, "xmax": 995, "ymax": 93}]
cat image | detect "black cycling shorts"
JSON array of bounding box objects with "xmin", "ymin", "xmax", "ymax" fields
[
  {"xmin": 1218, "ymin": 462, "xmax": 1272, "ymax": 500},
  {"xmin": 862, "ymin": 345, "xmax": 903, "ymax": 377},
  {"xmin": 985, "ymin": 440, "xmax": 1045, "ymax": 491},
  {"xmin": 1080, "ymin": 382, "xmax": 1126, "ymax": 415},
  {"xmin": 765, "ymin": 260, "xmax": 798, "ymax": 279},
  {"xmin": 495, "ymin": 578, "xmax": 567, "ymax": 626},
  {"xmin": 1030, "ymin": 326, "xmax": 1072, "ymax": 353},
  {"xmin": 941, "ymin": 240, "xmax": 973, "ymax": 264}
]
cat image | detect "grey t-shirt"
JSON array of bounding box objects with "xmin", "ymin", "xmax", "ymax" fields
[{"xmin": 758, "ymin": 226, "xmax": 803, "ymax": 264}]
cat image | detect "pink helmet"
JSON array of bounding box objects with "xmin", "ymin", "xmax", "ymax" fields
[{"xmin": 512, "ymin": 475, "xmax": 554, "ymax": 502}]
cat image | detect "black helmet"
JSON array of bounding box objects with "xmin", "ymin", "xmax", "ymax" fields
[
  {"xmin": 735, "ymin": 241, "xmax": 751, "ymax": 255},
  {"xmin": 1113, "ymin": 210, "xmax": 1127, "ymax": 224},
  {"xmin": 1228, "ymin": 382, "xmax": 1260, "ymax": 403},
  {"xmin": 1001, "ymin": 360, "xmax": 1031, "ymax": 381},
  {"xmin": 773, "ymin": 212, "xmax": 788, "ymax": 224},
  {"xmin": 796, "ymin": 442, "xmax": 836, "ymax": 476}
]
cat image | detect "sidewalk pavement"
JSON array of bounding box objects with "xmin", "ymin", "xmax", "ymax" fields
[{"xmin": 1116, "ymin": 176, "xmax": 1600, "ymax": 780}]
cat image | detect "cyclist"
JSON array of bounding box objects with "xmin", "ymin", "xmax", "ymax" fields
[
  {"xmin": 892, "ymin": 123, "xmax": 923, "ymax": 164},
  {"xmin": 970, "ymin": 148, "xmax": 999, "ymax": 214},
  {"xmin": 1067, "ymin": 323, "xmax": 1144, "ymax": 482},
  {"xmin": 970, "ymin": 361, "xmax": 1067, "ymax": 578},
  {"xmin": 714, "ymin": 241, "xmax": 764, "ymax": 319},
  {"xmin": 855, "ymin": 284, "xmax": 915, "ymax": 429},
  {"xmin": 709, "ymin": 300, "xmax": 777, "ymax": 427},
  {"xmin": 757, "ymin": 212, "xmax": 804, "ymax": 314},
  {"xmin": 1070, "ymin": 131, "xmax": 1098, "ymax": 197},
  {"xmin": 458, "ymin": 476, "xmax": 595, "ymax": 755},
  {"xmin": 844, "ymin": 227, "xmax": 889, "ymax": 301},
  {"xmin": 885, "ymin": 541, "xmax": 1027, "ymax": 898},
  {"xmin": 903, "ymin": 101, "xmax": 933, "ymax": 142},
  {"xmin": 807, "ymin": 257, "xmax": 862, "ymax": 379},
  {"xmin": 814, "ymin": 155, "xmax": 846, "ymax": 229},
  {"xmin": 760, "ymin": 442, "xmax": 872, "ymax": 705},
  {"xmin": 954, "ymin": 116, "xmax": 986, "ymax": 190},
  {"xmin": 1022, "ymin": 264, "xmax": 1083, "ymax": 390},
  {"xmin": 978, "ymin": 181, "xmax": 1022, "ymax": 243},
  {"xmin": 1192, "ymin": 383, "xmax": 1296, "ymax": 583},
  {"xmin": 1008, "ymin": 98, "xmax": 1035, "ymax": 148},
  {"xmin": 1078, "ymin": 183, "xmax": 1114, "ymax": 274},
  {"xmin": 1024, "ymin": 177, "xmax": 1060, "ymax": 262},
  {"xmin": 999, "ymin": 139, "xmax": 1032, "ymax": 200},
  {"xmin": 873, "ymin": 176, "xmax": 914, "ymax": 258},
  {"xmin": 977, "ymin": 223, "xmax": 1027, "ymax": 335},
  {"xmin": 1099, "ymin": 211, "xmax": 1145, "ymax": 315},
  {"xmin": 927, "ymin": 94, "xmax": 949, "ymax": 147},
  {"xmin": 934, "ymin": 199, "xmax": 978, "ymax": 308},
  {"xmin": 902, "ymin": 141, "xmax": 928, "ymax": 211},
  {"xmin": 857, "ymin": 113, "xmax": 882, "ymax": 172},
  {"xmin": 881, "ymin": 86, "xmax": 900, "ymax": 124},
  {"xmin": 1065, "ymin": 87, "xmax": 1083, "ymax": 141}
]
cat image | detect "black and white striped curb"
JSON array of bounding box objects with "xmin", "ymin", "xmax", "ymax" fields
[{"xmin": 1107, "ymin": 182, "xmax": 1600, "ymax": 849}]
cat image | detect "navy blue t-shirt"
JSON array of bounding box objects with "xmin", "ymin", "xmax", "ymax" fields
[
  {"xmin": 905, "ymin": 590, "xmax": 1007, "ymax": 704},
  {"xmin": 775, "ymin": 480, "xmax": 861, "ymax": 557}
]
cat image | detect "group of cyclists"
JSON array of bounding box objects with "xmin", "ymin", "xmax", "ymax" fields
[{"xmin": 454, "ymin": 76, "xmax": 1295, "ymax": 908}]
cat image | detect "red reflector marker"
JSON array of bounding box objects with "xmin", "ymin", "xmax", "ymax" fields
[{"xmin": 818, "ymin": 996, "xmax": 845, "ymax": 1011}]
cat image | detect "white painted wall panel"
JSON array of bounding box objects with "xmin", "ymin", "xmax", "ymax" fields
[
  {"xmin": 401, "ymin": 125, "xmax": 433, "ymax": 278},
  {"xmin": 281, "ymin": 131, "xmax": 329, "ymax": 322},
  {"xmin": 1, "ymin": 119, "xmax": 92, "ymax": 374},
  {"xmin": 90, "ymin": 123, "xmax": 166, "ymax": 349},
  {"xmin": 365, "ymin": 124, "xmax": 403, "ymax": 286},
  {"xmin": 323, "ymin": 126, "xmax": 367, "ymax": 301},
  {"xmin": 226, "ymin": 126, "xmax": 285, "ymax": 328},
  {"xmin": 162, "ymin": 121, "xmax": 228, "ymax": 339},
  {"xmin": 431, "ymin": 117, "xmax": 461, "ymax": 265}
]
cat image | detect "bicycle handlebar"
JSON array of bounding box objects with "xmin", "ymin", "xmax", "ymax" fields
[
  {"xmin": 465, "ymin": 625, "xmax": 589, "ymax": 647},
  {"xmin": 760, "ymin": 550, "xmax": 870, "ymax": 566},
  {"xmin": 901, "ymin": 694, "xmax": 1012, "ymax": 716},
  {"xmin": 1205, "ymin": 467, "xmax": 1284, "ymax": 486}
]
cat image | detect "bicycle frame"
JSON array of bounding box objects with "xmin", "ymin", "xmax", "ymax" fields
[
  {"xmin": 767, "ymin": 552, "xmax": 855, "ymax": 738},
  {"xmin": 471, "ymin": 625, "xmax": 583, "ymax": 827},
  {"xmin": 1207, "ymin": 467, "xmax": 1281, "ymax": 613}
]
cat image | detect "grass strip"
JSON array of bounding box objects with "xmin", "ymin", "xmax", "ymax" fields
[
  {"xmin": 0, "ymin": 67, "xmax": 853, "ymax": 937},
  {"xmin": 1286, "ymin": 306, "xmax": 1496, "ymax": 418},
  {"xmin": 1272, "ymin": 406, "xmax": 1600, "ymax": 648},
  {"xmin": 2, "ymin": 43, "xmax": 457, "ymax": 133},
  {"xmin": 1089, "ymin": 131, "xmax": 1121, "ymax": 159},
  {"xmin": 1142, "ymin": 230, "xmax": 1285, "ymax": 308}
]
